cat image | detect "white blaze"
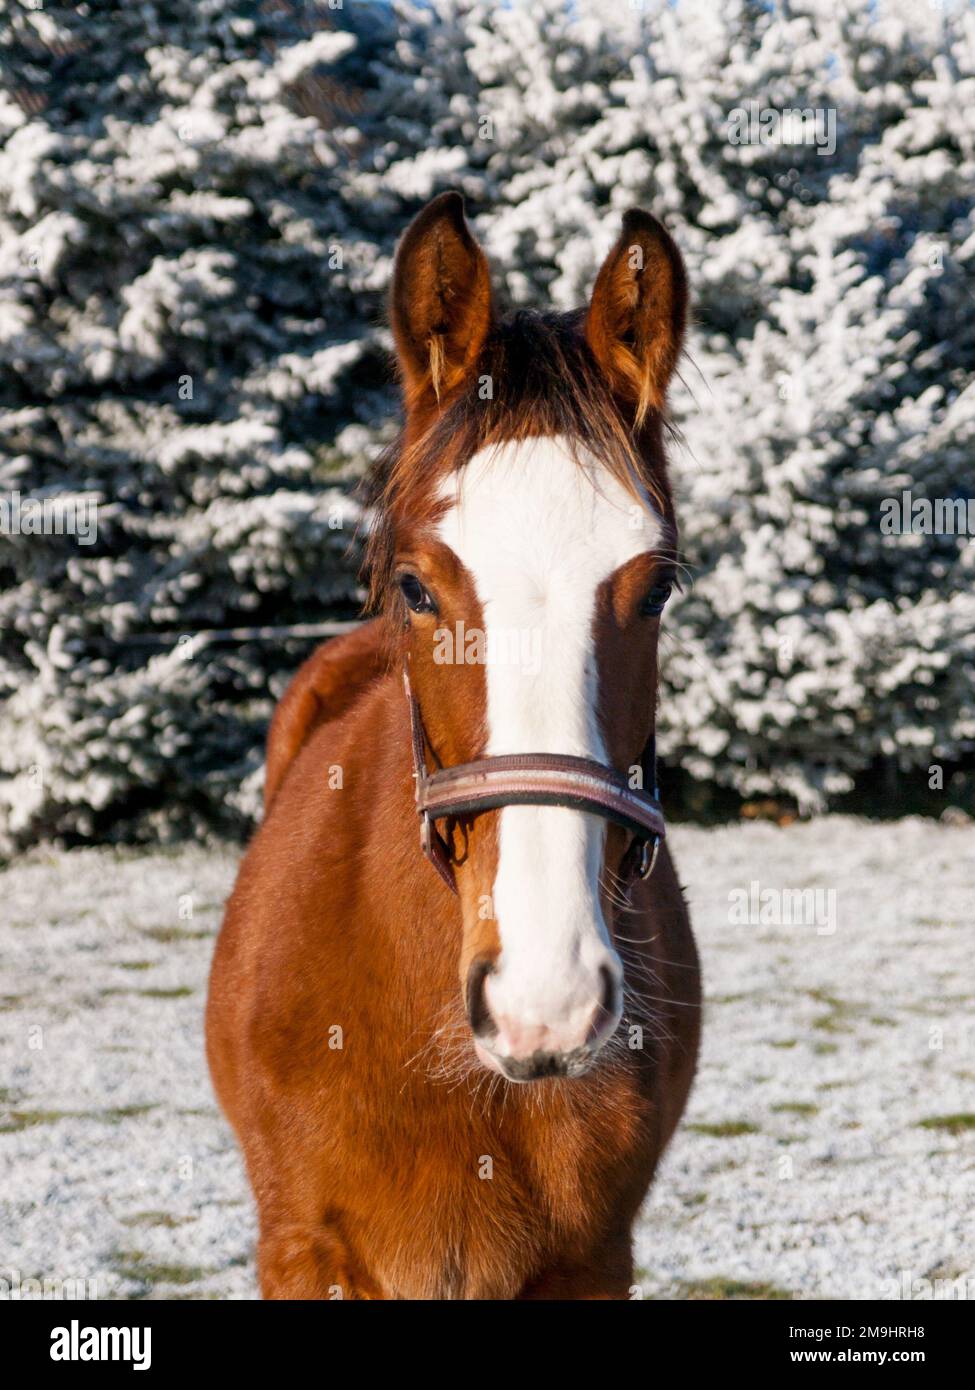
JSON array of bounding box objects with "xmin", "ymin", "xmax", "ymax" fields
[{"xmin": 437, "ymin": 436, "xmax": 664, "ymax": 1051}]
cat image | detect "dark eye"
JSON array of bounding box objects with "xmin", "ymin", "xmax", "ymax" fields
[
  {"xmin": 398, "ymin": 573, "xmax": 436, "ymax": 614},
  {"xmin": 640, "ymin": 581, "xmax": 673, "ymax": 617}
]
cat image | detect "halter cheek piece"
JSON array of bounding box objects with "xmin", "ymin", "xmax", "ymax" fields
[{"xmin": 404, "ymin": 664, "xmax": 665, "ymax": 895}]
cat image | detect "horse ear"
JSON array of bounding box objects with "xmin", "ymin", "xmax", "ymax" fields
[
  {"xmin": 390, "ymin": 191, "xmax": 494, "ymax": 412},
  {"xmin": 584, "ymin": 209, "xmax": 687, "ymax": 424}
]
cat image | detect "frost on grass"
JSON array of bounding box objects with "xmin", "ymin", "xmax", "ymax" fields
[{"xmin": 2, "ymin": 818, "xmax": 972, "ymax": 1300}]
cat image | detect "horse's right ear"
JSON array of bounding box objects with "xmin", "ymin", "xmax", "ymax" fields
[{"xmin": 390, "ymin": 191, "xmax": 494, "ymax": 413}]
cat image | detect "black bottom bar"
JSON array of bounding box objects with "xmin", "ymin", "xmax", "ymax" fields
[{"xmin": 4, "ymin": 1298, "xmax": 963, "ymax": 1375}]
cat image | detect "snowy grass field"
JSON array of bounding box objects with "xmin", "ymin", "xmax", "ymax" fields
[{"xmin": 2, "ymin": 816, "xmax": 973, "ymax": 1301}]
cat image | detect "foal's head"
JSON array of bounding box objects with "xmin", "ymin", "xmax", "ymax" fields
[{"xmin": 371, "ymin": 192, "xmax": 687, "ymax": 1083}]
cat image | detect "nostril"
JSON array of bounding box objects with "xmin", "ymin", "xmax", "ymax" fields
[
  {"xmin": 466, "ymin": 955, "xmax": 496, "ymax": 1040},
  {"xmin": 598, "ymin": 962, "xmax": 621, "ymax": 1020}
]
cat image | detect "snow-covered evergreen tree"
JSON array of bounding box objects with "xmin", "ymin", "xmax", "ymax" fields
[
  {"xmin": 0, "ymin": 0, "xmax": 393, "ymax": 848},
  {"xmin": 1, "ymin": 0, "xmax": 972, "ymax": 851},
  {"xmin": 366, "ymin": 0, "xmax": 975, "ymax": 811}
]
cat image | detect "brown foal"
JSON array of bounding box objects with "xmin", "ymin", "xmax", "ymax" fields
[{"xmin": 206, "ymin": 192, "xmax": 701, "ymax": 1299}]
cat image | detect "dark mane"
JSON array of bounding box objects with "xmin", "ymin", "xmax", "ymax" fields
[{"xmin": 362, "ymin": 308, "xmax": 676, "ymax": 611}]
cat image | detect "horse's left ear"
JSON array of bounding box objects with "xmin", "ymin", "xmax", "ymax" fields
[
  {"xmin": 390, "ymin": 190, "xmax": 494, "ymax": 412},
  {"xmin": 585, "ymin": 209, "xmax": 687, "ymax": 424}
]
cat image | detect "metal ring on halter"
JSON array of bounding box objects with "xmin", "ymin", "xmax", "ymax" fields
[{"xmin": 637, "ymin": 835, "xmax": 661, "ymax": 880}]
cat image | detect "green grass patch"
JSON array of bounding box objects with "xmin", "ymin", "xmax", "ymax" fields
[
  {"xmin": 110, "ymin": 1251, "xmax": 210, "ymax": 1291},
  {"xmin": 813, "ymin": 1013, "xmax": 853, "ymax": 1033},
  {"xmin": 0, "ymin": 1109, "xmax": 70, "ymax": 1133},
  {"xmin": 103, "ymin": 985, "xmax": 194, "ymax": 999},
  {"xmin": 0, "ymin": 1104, "xmax": 155, "ymax": 1132},
  {"xmin": 918, "ymin": 1113, "xmax": 975, "ymax": 1135},
  {"xmin": 808, "ymin": 988, "xmax": 861, "ymax": 1034},
  {"xmin": 687, "ymin": 1121, "xmax": 759, "ymax": 1138},
  {"xmin": 97, "ymin": 1105, "xmax": 156, "ymax": 1123},
  {"xmin": 120, "ymin": 1212, "xmax": 196, "ymax": 1230},
  {"xmin": 678, "ymin": 1277, "xmax": 792, "ymax": 1301},
  {"xmin": 141, "ymin": 926, "xmax": 210, "ymax": 944}
]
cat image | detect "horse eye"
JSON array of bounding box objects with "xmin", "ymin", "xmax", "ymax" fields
[
  {"xmin": 641, "ymin": 581, "xmax": 673, "ymax": 617},
  {"xmin": 399, "ymin": 573, "xmax": 436, "ymax": 614}
]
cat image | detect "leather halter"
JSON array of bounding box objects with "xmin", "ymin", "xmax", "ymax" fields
[{"xmin": 404, "ymin": 663, "xmax": 665, "ymax": 894}]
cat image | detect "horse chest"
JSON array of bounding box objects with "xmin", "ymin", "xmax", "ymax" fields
[{"xmin": 359, "ymin": 1078, "xmax": 650, "ymax": 1300}]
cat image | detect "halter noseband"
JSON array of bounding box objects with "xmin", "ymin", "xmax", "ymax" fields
[{"xmin": 404, "ymin": 664, "xmax": 665, "ymax": 894}]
